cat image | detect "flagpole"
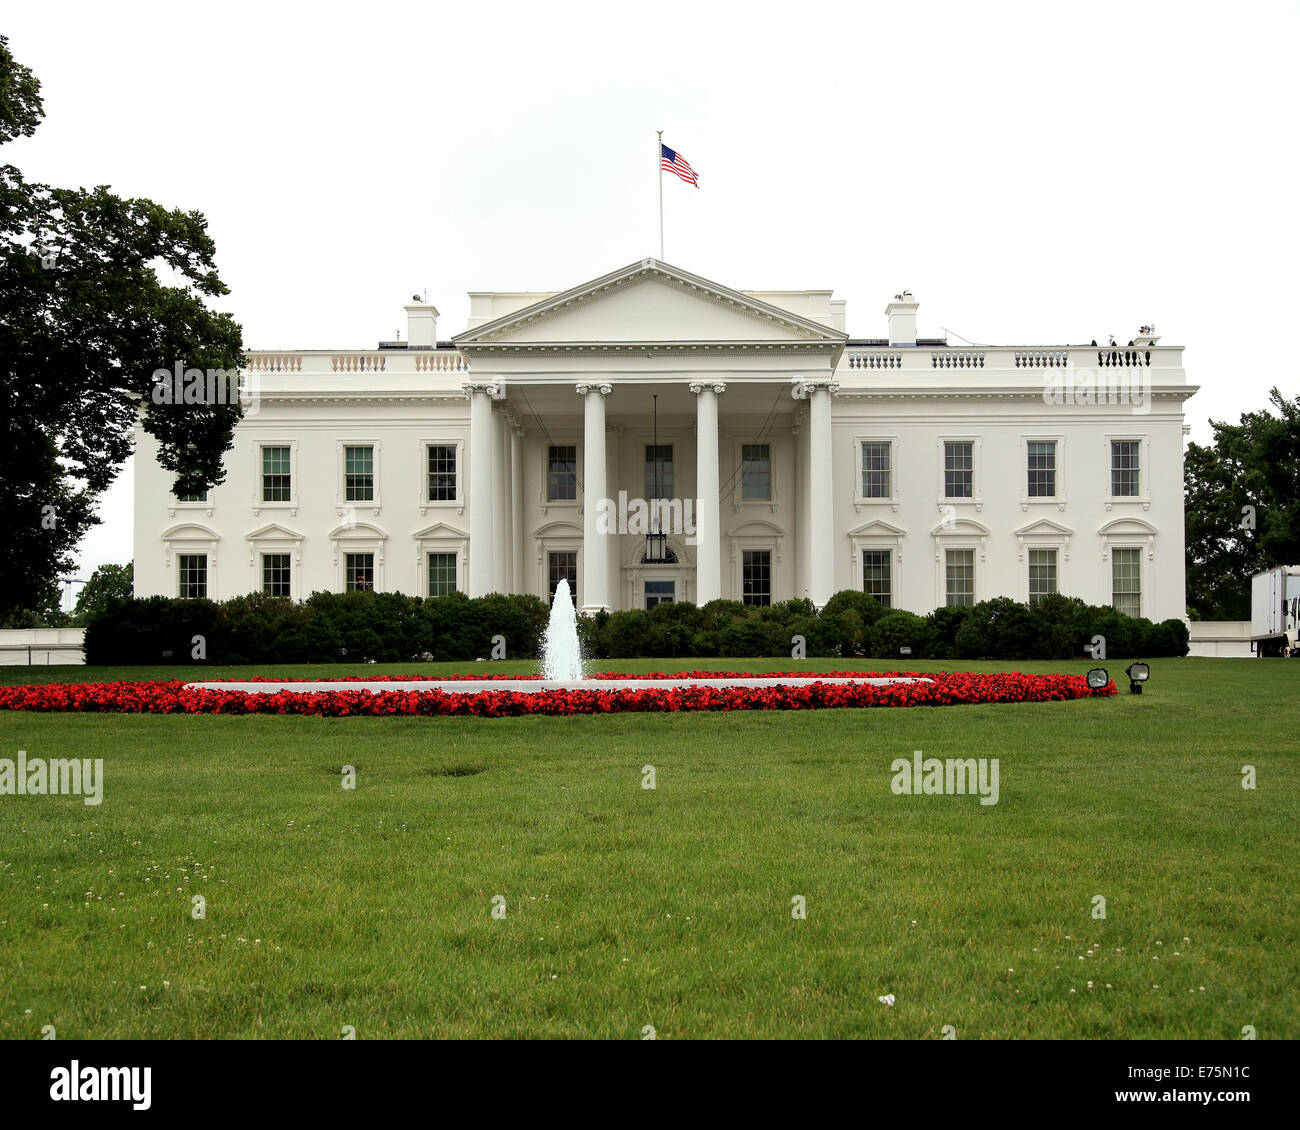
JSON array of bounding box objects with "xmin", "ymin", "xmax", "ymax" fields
[{"xmin": 657, "ymin": 129, "xmax": 664, "ymax": 260}]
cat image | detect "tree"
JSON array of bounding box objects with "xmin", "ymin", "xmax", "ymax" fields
[
  {"xmin": 0, "ymin": 37, "xmax": 244, "ymax": 619},
  {"xmin": 71, "ymin": 561, "xmax": 133, "ymax": 625},
  {"xmin": 1185, "ymin": 388, "xmax": 1300, "ymax": 619}
]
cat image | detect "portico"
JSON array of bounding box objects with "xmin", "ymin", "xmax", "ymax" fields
[{"xmin": 451, "ymin": 258, "xmax": 847, "ymax": 612}]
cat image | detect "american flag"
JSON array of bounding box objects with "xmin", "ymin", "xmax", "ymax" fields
[{"xmin": 660, "ymin": 143, "xmax": 699, "ymax": 188}]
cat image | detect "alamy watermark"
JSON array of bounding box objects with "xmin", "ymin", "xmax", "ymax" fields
[
  {"xmin": 0, "ymin": 751, "xmax": 103, "ymax": 805},
  {"xmin": 890, "ymin": 750, "xmax": 999, "ymax": 806},
  {"xmin": 595, "ymin": 492, "xmax": 700, "ymax": 545},
  {"xmin": 151, "ymin": 360, "xmax": 260, "ymax": 415},
  {"xmin": 1042, "ymin": 367, "xmax": 1150, "ymax": 415}
]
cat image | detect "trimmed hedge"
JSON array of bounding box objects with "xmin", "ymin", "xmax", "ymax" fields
[
  {"xmin": 84, "ymin": 591, "xmax": 549, "ymax": 665},
  {"xmin": 85, "ymin": 588, "xmax": 1189, "ymax": 665}
]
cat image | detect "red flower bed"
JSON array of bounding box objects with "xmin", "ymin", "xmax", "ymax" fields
[{"xmin": 0, "ymin": 671, "xmax": 1113, "ymax": 717}]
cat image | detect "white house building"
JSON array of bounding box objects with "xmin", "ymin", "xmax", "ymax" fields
[{"xmin": 133, "ymin": 258, "xmax": 1195, "ymax": 621}]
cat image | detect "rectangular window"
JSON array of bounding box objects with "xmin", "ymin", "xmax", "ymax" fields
[
  {"xmin": 1112, "ymin": 548, "xmax": 1141, "ymax": 616},
  {"xmin": 176, "ymin": 488, "xmax": 208, "ymax": 503},
  {"xmin": 1027, "ymin": 441, "xmax": 1056, "ymax": 498},
  {"xmin": 645, "ymin": 444, "xmax": 674, "ymax": 502},
  {"xmin": 945, "ymin": 548, "xmax": 975, "ymax": 607},
  {"xmin": 344, "ymin": 445, "xmax": 374, "ymax": 502},
  {"xmin": 862, "ymin": 550, "xmax": 892, "ymax": 608},
  {"xmin": 1111, "ymin": 440, "xmax": 1140, "ymax": 497},
  {"xmin": 742, "ymin": 549, "xmax": 771, "ymax": 607},
  {"xmin": 427, "ymin": 444, "xmax": 457, "ymax": 502},
  {"xmin": 861, "ymin": 442, "xmax": 891, "ymax": 499},
  {"xmin": 944, "ymin": 441, "xmax": 973, "ymax": 498},
  {"xmin": 1028, "ymin": 548, "xmax": 1058, "ymax": 605},
  {"xmin": 548, "ymin": 445, "xmax": 577, "ymax": 501},
  {"xmin": 427, "ymin": 552, "xmax": 457, "ymax": 597},
  {"xmin": 345, "ymin": 552, "xmax": 374, "ymax": 592},
  {"xmin": 262, "ymin": 446, "xmax": 291, "ymax": 502},
  {"xmin": 548, "ymin": 550, "xmax": 578, "ymax": 605},
  {"xmin": 178, "ymin": 554, "xmax": 207, "ymax": 599},
  {"xmin": 741, "ymin": 443, "xmax": 771, "ymax": 501},
  {"xmin": 261, "ymin": 553, "xmax": 291, "ymax": 597},
  {"xmin": 645, "ymin": 580, "xmax": 675, "ymax": 609}
]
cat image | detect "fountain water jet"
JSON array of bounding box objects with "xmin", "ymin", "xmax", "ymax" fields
[{"xmin": 541, "ymin": 578, "xmax": 583, "ymax": 682}]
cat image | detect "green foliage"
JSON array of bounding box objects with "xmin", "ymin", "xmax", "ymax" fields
[
  {"xmin": 869, "ymin": 610, "xmax": 935, "ymax": 659},
  {"xmin": 84, "ymin": 591, "xmax": 549, "ymax": 665},
  {"xmin": 71, "ymin": 562, "xmax": 133, "ymax": 626},
  {"xmin": 82, "ymin": 586, "xmax": 1191, "ymax": 665},
  {"xmin": 1185, "ymin": 388, "xmax": 1300, "ymax": 619},
  {"xmin": 819, "ymin": 590, "xmax": 887, "ymax": 656},
  {"xmin": 0, "ymin": 37, "xmax": 244, "ymax": 618}
]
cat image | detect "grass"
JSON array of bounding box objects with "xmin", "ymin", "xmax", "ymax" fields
[{"xmin": 0, "ymin": 656, "xmax": 1295, "ymax": 1039}]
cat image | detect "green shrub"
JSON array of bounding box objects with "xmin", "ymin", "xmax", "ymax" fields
[
  {"xmin": 82, "ymin": 587, "xmax": 1191, "ymax": 665},
  {"xmin": 869, "ymin": 610, "xmax": 934, "ymax": 660}
]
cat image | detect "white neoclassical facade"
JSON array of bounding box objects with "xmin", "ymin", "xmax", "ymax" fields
[{"xmin": 134, "ymin": 258, "xmax": 1195, "ymax": 621}]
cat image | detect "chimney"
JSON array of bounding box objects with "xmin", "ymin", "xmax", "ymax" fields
[
  {"xmin": 404, "ymin": 301, "xmax": 439, "ymax": 348},
  {"xmin": 885, "ymin": 291, "xmax": 918, "ymax": 346}
]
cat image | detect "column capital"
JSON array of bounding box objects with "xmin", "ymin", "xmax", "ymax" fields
[
  {"xmin": 790, "ymin": 377, "xmax": 839, "ymax": 400},
  {"xmin": 503, "ymin": 406, "xmax": 525, "ymax": 432},
  {"xmin": 462, "ymin": 379, "xmax": 505, "ymax": 400},
  {"xmin": 688, "ymin": 381, "xmax": 727, "ymax": 396},
  {"xmin": 575, "ymin": 382, "xmax": 613, "ymax": 396}
]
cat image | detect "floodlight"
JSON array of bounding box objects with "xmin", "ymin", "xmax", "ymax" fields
[
  {"xmin": 899, "ymin": 646, "xmax": 913, "ymax": 657},
  {"xmin": 1125, "ymin": 662, "xmax": 1150, "ymax": 694},
  {"xmin": 1085, "ymin": 667, "xmax": 1110, "ymax": 693}
]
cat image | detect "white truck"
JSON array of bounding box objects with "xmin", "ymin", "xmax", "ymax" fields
[{"xmin": 1251, "ymin": 566, "xmax": 1300, "ymax": 657}]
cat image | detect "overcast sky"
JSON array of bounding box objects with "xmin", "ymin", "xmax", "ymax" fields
[{"xmin": 5, "ymin": 0, "xmax": 1298, "ymax": 594}]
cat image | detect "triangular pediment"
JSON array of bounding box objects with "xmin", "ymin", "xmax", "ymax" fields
[
  {"xmin": 453, "ymin": 259, "xmax": 847, "ymax": 349},
  {"xmin": 246, "ymin": 522, "xmax": 304, "ymax": 542},
  {"xmin": 848, "ymin": 519, "xmax": 907, "ymax": 538},
  {"xmin": 1014, "ymin": 518, "xmax": 1074, "ymax": 537},
  {"xmin": 412, "ymin": 521, "xmax": 468, "ymax": 540}
]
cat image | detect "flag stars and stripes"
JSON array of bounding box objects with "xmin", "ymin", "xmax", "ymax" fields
[{"xmin": 660, "ymin": 144, "xmax": 699, "ymax": 187}]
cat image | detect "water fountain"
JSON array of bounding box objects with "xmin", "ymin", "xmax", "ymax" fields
[{"xmin": 540, "ymin": 578, "xmax": 583, "ymax": 682}]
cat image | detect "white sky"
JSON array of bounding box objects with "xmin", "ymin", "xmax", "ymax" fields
[{"xmin": 5, "ymin": 0, "xmax": 1298, "ymax": 596}]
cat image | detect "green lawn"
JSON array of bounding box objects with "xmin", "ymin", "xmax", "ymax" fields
[{"xmin": 0, "ymin": 657, "xmax": 1295, "ymax": 1039}]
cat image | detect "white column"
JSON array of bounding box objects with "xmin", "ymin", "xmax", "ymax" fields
[
  {"xmin": 509, "ymin": 418, "xmax": 525, "ymax": 594},
  {"xmin": 691, "ymin": 381, "xmax": 726, "ymax": 605},
  {"xmin": 794, "ymin": 378, "xmax": 838, "ymax": 608},
  {"xmin": 492, "ymin": 406, "xmax": 510, "ymax": 593},
  {"xmin": 578, "ymin": 383, "xmax": 612, "ymax": 613},
  {"xmin": 792, "ymin": 407, "xmax": 809, "ymax": 599},
  {"xmin": 463, "ymin": 380, "xmax": 501, "ymax": 597}
]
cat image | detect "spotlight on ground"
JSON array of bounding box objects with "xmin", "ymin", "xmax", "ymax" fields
[
  {"xmin": 1086, "ymin": 668, "xmax": 1110, "ymax": 694},
  {"xmin": 1125, "ymin": 662, "xmax": 1150, "ymax": 694}
]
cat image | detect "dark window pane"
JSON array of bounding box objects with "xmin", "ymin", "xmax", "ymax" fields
[
  {"xmin": 944, "ymin": 442, "xmax": 973, "ymax": 498},
  {"xmin": 862, "ymin": 549, "xmax": 891, "ymax": 608},
  {"xmin": 261, "ymin": 553, "xmax": 291, "ymax": 597},
  {"xmin": 548, "ymin": 445, "xmax": 577, "ymax": 501},
  {"xmin": 345, "ymin": 553, "xmax": 374, "ymax": 592},
  {"xmin": 645, "ymin": 445, "xmax": 674, "ymax": 502},
  {"xmin": 345, "ymin": 445, "xmax": 374, "ymax": 501},
  {"xmin": 742, "ymin": 549, "xmax": 771, "ymax": 607},
  {"xmin": 548, "ymin": 551, "xmax": 578, "ymax": 605},
  {"xmin": 427, "ymin": 445, "xmax": 457, "ymax": 501},
  {"xmin": 741, "ymin": 443, "xmax": 770, "ymax": 500},
  {"xmin": 178, "ymin": 554, "xmax": 207, "ymax": 599}
]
